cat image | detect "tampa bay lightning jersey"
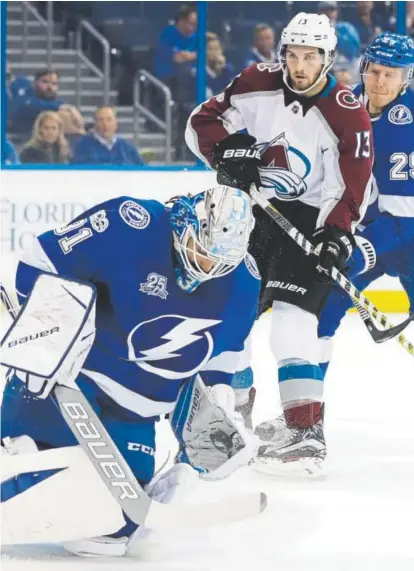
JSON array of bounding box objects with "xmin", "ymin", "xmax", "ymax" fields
[
  {"xmin": 16, "ymin": 196, "xmax": 260, "ymax": 420},
  {"xmin": 353, "ymin": 84, "xmax": 414, "ymax": 219}
]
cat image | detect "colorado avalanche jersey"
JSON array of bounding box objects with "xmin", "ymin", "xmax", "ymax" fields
[
  {"xmin": 15, "ymin": 197, "xmax": 260, "ymax": 420},
  {"xmin": 354, "ymin": 84, "xmax": 414, "ymax": 220},
  {"xmin": 186, "ymin": 64, "xmax": 373, "ymax": 232}
]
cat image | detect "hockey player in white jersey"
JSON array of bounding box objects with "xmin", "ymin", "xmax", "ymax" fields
[{"xmin": 185, "ymin": 13, "xmax": 373, "ymax": 474}]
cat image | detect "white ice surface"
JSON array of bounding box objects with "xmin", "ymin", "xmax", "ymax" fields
[{"xmin": 1, "ymin": 312, "xmax": 414, "ymax": 571}]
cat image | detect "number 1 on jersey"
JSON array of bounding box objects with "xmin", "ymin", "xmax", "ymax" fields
[{"xmin": 54, "ymin": 219, "xmax": 92, "ymax": 254}]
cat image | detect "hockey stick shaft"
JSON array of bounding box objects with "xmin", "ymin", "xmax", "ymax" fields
[{"xmin": 250, "ymin": 186, "xmax": 414, "ymax": 356}]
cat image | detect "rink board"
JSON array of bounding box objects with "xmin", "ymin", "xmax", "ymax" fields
[{"xmin": 0, "ymin": 168, "xmax": 408, "ymax": 313}]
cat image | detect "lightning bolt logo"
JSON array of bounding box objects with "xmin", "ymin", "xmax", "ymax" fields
[{"xmin": 126, "ymin": 315, "xmax": 222, "ymax": 380}]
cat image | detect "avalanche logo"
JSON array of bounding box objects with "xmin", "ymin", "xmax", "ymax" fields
[
  {"xmin": 254, "ymin": 133, "xmax": 311, "ymax": 201},
  {"xmin": 126, "ymin": 315, "xmax": 222, "ymax": 379}
]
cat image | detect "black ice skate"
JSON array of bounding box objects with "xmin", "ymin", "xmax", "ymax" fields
[{"xmin": 252, "ymin": 414, "xmax": 326, "ymax": 477}]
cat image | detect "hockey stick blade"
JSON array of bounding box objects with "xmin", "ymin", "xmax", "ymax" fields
[
  {"xmin": 361, "ymin": 311, "xmax": 414, "ymax": 343},
  {"xmin": 145, "ymin": 490, "xmax": 267, "ymax": 530}
]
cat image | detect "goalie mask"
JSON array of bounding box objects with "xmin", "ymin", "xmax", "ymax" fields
[
  {"xmin": 169, "ymin": 186, "xmax": 254, "ymax": 293},
  {"xmin": 278, "ymin": 12, "xmax": 337, "ymax": 95}
]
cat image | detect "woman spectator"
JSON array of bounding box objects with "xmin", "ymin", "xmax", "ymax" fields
[
  {"xmin": 58, "ymin": 105, "xmax": 86, "ymax": 157},
  {"xmin": 20, "ymin": 111, "xmax": 70, "ymax": 164}
]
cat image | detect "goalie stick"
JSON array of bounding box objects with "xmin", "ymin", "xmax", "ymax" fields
[
  {"xmin": 249, "ymin": 185, "xmax": 414, "ymax": 356},
  {"xmin": 0, "ymin": 281, "xmax": 267, "ymax": 532}
]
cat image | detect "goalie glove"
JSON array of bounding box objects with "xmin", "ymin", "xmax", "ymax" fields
[{"xmin": 170, "ymin": 375, "xmax": 259, "ymax": 481}]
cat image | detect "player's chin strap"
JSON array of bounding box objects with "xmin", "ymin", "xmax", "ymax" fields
[{"xmin": 249, "ymin": 184, "xmax": 414, "ymax": 357}]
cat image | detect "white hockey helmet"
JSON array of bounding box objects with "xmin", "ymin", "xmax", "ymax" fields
[{"xmin": 278, "ymin": 12, "xmax": 337, "ymax": 94}]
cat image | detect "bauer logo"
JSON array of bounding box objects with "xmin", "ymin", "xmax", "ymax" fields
[
  {"xmin": 223, "ymin": 149, "xmax": 261, "ymax": 160},
  {"xmin": 388, "ymin": 104, "xmax": 413, "ymax": 125},
  {"xmin": 266, "ymin": 281, "xmax": 307, "ymax": 295},
  {"xmin": 119, "ymin": 200, "xmax": 150, "ymax": 230},
  {"xmin": 62, "ymin": 401, "xmax": 140, "ymax": 501},
  {"xmin": 186, "ymin": 386, "xmax": 201, "ymax": 432},
  {"xmin": 8, "ymin": 327, "xmax": 60, "ymax": 347}
]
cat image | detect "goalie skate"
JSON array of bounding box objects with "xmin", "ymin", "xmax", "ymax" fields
[{"xmin": 252, "ymin": 416, "xmax": 326, "ymax": 477}]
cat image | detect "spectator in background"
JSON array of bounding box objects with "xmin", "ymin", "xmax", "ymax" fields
[
  {"xmin": 3, "ymin": 139, "xmax": 20, "ymax": 165},
  {"xmin": 154, "ymin": 4, "xmax": 197, "ymax": 87},
  {"xmin": 350, "ymin": 1, "xmax": 383, "ymax": 47},
  {"xmin": 9, "ymin": 69, "xmax": 65, "ymax": 136},
  {"xmin": 174, "ymin": 33, "xmax": 234, "ymax": 161},
  {"xmin": 332, "ymin": 58, "xmax": 354, "ymax": 86},
  {"xmin": 72, "ymin": 106, "xmax": 144, "ymax": 165},
  {"xmin": 244, "ymin": 24, "xmax": 277, "ymax": 68},
  {"xmin": 6, "ymin": 63, "xmax": 32, "ymax": 131},
  {"xmin": 205, "ymin": 33, "xmax": 235, "ymax": 97},
  {"xmin": 318, "ymin": 2, "xmax": 361, "ymax": 60},
  {"xmin": 19, "ymin": 111, "xmax": 70, "ymax": 164},
  {"xmin": 407, "ymin": 2, "xmax": 414, "ymax": 33},
  {"xmin": 318, "ymin": 2, "xmax": 361, "ymax": 82},
  {"xmin": 58, "ymin": 105, "xmax": 86, "ymax": 157}
]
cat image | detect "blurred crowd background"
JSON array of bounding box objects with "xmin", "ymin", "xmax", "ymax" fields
[{"xmin": 4, "ymin": 1, "xmax": 414, "ymax": 166}]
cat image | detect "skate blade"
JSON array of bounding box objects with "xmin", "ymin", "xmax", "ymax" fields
[{"xmin": 251, "ymin": 455, "xmax": 325, "ymax": 478}]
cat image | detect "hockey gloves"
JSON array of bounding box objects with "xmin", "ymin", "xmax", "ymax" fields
[
  {"xmin": 313, "ymin": 225, "xmax": 355, "ymax": 279},
  {"xmin": 212, "ymin": 133, "xmax": 262, "ymax": 194}
]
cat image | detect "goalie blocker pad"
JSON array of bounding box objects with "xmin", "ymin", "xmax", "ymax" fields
[
  {"xmin": 0, "ymin": 274, "xmax": 96, "ymax": 396},
  {"xmin": 170, "ymin": 375, "xmax": 258, "ymax": 480}
]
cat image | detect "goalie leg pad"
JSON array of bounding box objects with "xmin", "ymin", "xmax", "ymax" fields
[
  {"xmin": 170, "ymin": 375, "xmax": 259, "ymax": 480},
  {"xmin": 1, "ymin": 439, "xmax": 126, "ymax": 545}
]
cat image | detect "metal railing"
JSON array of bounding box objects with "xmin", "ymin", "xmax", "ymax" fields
[
  {"xmin": 75, "ymin": 20, "xmax": 111, "ymax": 108},
  {"xmin": 22, "ymin": 1, "xmax": 53, "ymax": 66},
  {"xmin": 133, "ymin": 70, "xmax": 173, "ymax": 164}
]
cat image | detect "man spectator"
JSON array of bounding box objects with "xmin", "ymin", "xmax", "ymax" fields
[
  {"xmin": 154, "ymin": 4, "xmax": 197, "ymax": 87},
  {"xmin": 8, "ymin": 69, "xmax": 65, "ymax": 136},
  {"xmin": 174, "ymin": 33, "xmax": 235, "ymax": 161},
  {"xmin": 6, "ymin": 63, "xmax": 32, "ymax": 131},
  {"xmin": 244, "ymin": 24, "xmax": 277, "ymax": 68},
  {"xmin": 349, "ymin": 1, "xmax": 383, "ymax": 47},
  {"xmin": 72, "ymin": 106, "xmax": 143, "ymax": 165}
]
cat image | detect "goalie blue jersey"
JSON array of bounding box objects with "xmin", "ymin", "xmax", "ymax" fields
[
  {"xmin": 15, "ymin": 196, "xmax": 260, "ymax": 420},
  {"xmin": 354, "ymin": 84, "xmax": 414, "ymax": 221}
]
